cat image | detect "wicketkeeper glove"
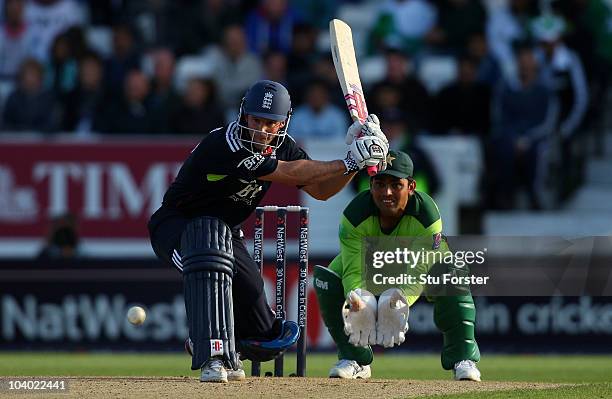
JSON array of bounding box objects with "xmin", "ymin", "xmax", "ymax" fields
[
  {"xmin": 376, "ymin": 288, "xmax": 409, "ymax": 348},
  {"xmin": 342, "ymin": 288, "xmax": 377, "ymax": 347}
]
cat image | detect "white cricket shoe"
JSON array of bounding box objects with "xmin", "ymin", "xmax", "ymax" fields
[
  {"xmin": 200, "ymin": 357, "xmax": 228, "ymax": 383},
  {"xmin": 228, "ymin": 358, "xmax": 246, "ymax": 381},
  {"xmin": 453, "ymin": 360, "xmax": 481, "ymax": 381},
  {"xmin": 188, "ymin": 339, "xmax": 244, "ymax": 381},
  {"xmin": 329, "ymin": 359, "xmax": 371, "ymax": 379}
]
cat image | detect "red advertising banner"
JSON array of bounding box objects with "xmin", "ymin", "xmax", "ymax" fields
[{"xmin": 0, "ymin": 137, "xmax": 301, "ymax": 241}]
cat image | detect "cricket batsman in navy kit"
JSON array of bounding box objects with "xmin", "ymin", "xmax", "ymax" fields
[{"xmin": 148, "ymin": 80, "xmax": 390, "ymax": 382}]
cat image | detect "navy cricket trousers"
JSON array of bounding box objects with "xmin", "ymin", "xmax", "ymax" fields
[{"xmin": 148, "ymin": 210, "xmax": 278, "ymax": 341}]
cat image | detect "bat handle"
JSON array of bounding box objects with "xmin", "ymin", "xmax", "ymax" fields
[
  {"xmin": 354, "ymin": 115, "xmax": 379, "ymax": 176},
  {"xmin": 356, "ymin": 126, "xmax": 379, "ymax": 176}
]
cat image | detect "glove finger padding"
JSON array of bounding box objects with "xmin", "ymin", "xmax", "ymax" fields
[
  {"xmin": 342, "ymin": 289, "xmax": 377, "ymax": 347},
  {"xmin": 345, "ymin": 120, "xmax": 364, "ymax": 145},
  {"xmin": 344, "ymin": 114, "xmax": 387, "ymax": 145},
  {"xmin": 362, "ymin": 121, "xmax": 388, "ymax": 147},
  {"xmin": 366, "ymin": 113, "xmax": 380, "ymax": 126},
  {"xmin": 376, "ymin": 288, "xmax": 409, "ymax": 348}
]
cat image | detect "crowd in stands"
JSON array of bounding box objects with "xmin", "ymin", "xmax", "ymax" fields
[{"xmin": 0, "ymin": 0, "xmax": 610, "ymax": 211}]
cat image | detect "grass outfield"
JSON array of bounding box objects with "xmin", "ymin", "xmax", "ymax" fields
[{"xmin": 1, "ymin": 353, "xmax": 610, "ymax": 398}]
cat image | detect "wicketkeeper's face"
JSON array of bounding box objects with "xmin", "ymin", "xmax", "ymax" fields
[{"xmin": 370, "ymin": 175, "xmax": 416, "ymax": 217}]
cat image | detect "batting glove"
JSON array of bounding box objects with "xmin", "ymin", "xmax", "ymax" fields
[
  {"xmin": 348, "ymin": 136, "xmax": 388, "ymax": 170},
  {"xmin": 345, "ymin": 114, "xmax": 389, "ymax": 145}
]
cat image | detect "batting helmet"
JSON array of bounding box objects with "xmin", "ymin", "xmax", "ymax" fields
[{"xmin": 237, "ymin": 80, "xmax": 292, "ymax": 155}]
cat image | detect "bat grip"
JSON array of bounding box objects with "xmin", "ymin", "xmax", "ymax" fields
[{"xmin": 356, "ymin": 127, "xmax": 379, "ymax": 176}]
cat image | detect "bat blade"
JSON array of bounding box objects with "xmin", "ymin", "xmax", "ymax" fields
[
  {"xmin": 330, "ymin": 19, "xmax": 368, "ymax": 124},
  {"xmin": 330, "ymin": 18, "xmax": 377, "ymax": 175}
]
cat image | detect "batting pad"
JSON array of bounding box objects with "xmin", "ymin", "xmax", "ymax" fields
[{"xmin": 181, "ymin": 216, "xmax": 238, "ymax": 371}]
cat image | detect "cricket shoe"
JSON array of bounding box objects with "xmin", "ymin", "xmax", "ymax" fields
[
  {"xmin": 453, "ymin": 360, "xmax": 481, "ymax": 381},
  {"xmin": 200, "ymin": 357, "xmax": 228, "ymax": 383},
  {"xmin": 329, "ymin": 359, "xmax": 371, "ymax": 379},
  {"xmin": 186, "ymin": 338, "xmax": 245, "ymax": 381},
  {"xmin": 228, "ymin": 358, "xmax": 246, "ymax": 381}
]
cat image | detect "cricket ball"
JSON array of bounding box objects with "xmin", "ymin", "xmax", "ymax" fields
[{"xmin": 127, "ymin": 306, "xmax": 147, "ymax": 326}]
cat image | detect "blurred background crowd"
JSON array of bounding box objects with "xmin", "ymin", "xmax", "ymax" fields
[{"xmin": 0, "ymin": 0, "xmax": 611, "ymax": 216}]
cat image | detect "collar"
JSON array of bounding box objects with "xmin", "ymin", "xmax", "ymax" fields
[{"xmin": 404, "ymin": 193, "xmax": 419, "ymax": 216}]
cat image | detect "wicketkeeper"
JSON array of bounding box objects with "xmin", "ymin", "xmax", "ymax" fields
[{"xmin": 314, "ymin": 150, "xmax": 481, "ymax": 380}]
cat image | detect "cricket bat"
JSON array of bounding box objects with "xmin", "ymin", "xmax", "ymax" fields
[{"xmin": 330, "ymin": 18, "xmax": 379, "ymax": 176}]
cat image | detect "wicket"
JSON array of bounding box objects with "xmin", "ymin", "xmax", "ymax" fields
[{"xmin": 251, "ymin": 205, "xmax": 309, "ymax": 377}]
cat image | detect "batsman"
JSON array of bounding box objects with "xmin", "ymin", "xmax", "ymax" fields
[
  {"xmin": 314, "ymin": 149, "xmax": 481, "ymax": 381},
  {"xmin": 148, "ymin": 80, "xmax": 389, "ymax": 383}
]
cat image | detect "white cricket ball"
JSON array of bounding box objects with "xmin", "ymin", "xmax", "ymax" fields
[{"xmin": 127, "ymin": 306, "xmax": 146, "ymax": 326}]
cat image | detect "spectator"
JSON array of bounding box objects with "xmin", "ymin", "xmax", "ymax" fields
[
  {"xmin": 533, "ymin": 14, "xmax": 588, "ymax": 140},
  {"xmin": 557, "ymin": 0, "xmax": 612, "ymax": 156},
  {"xmin": 61, "ymin": 51, "xmax": 106, "ymax": 133},
  {"xmin": 104, "ymin": 23, "xmax": 142, "ymax": 101},
  {"xmin": 262, "ymin": 51, "xmax": 288, "ymax": 86},
  {"xmin": 45, "ymin": 32, "xmax": 78, "ymax": 96},
  {"xmin": 87, "ymin": 0, "xmax": 125, "ymax": 26},
  {"xmin": 387, "ymin": 108, "xmax": 440, "ymax": 197},
  {"xmin": 289, "ymin": 79, "xmax": 348, "ymax": 140},
  {"xmin": 466, "ymin": 32, "xmax": 502, "ymax": 87},
  {"xmin": 170, "ymin": 78, "xmax": 225, "ymax": 135},
  {"xmin": 431, "ymin": 56, "xmax": 491, "ymax": 136},
  {"xmin": 369, "ymin": 49, "xmax": 430, "ymax": 135},
  {"xmin": 292, "ymin": 0, "xmax": 337, "ymax": 29},
  {"xmin": 25, "ymin": 0, "xmax": 85, "ymax": 62},
  {"xmin": 2, "ymin": 58, "xmax": 60, "ymax": 132},
  {"xmin": 532, "ymin": 14, "xmax": 589, "ymax": 201},
  {"xmin": 311, "ymin": 57, "xmax": 346, "ymax": 109},
  {"xmin": 245, "ymin": 0, "xmax": 301, "ymax": 55},
  {"xmin": 0, "ymin": 0, "xmax": 35, "ymax": 79},
  {"xmin": 38, "ymin": 212, "xmax": 80, "ymax": 259},
  {"xmin": 370, "ymin": 83, "xmax": 404, "ymax": 140},
  {"xmin": 213, "ymin": 24, "xmax": 262, "ymax": 110},
  {"xmin": 486, "ymin": 0, "xmax": 537, "ymax": 79},
  {"xmin": 132, "ymin": 0, "xmax": 243, "ymax": 56},
  {"xmin": 490, "ymin": 46, "xmax": 558, "ymax": 210},
  {"xmin": 368, "ymin": 0, "xmax": 438, "ymax": 55},
  {"xmin": 148, "ymin": 47, "xmax": 180, "ymax": 133},
  {"xmin": 63, "ymin": 26, "xmax": 89, "ymax": 61},
  {"xmin": 98, "ymin": 69, "xmax": 154, "ymax": 134},
  {"xmin": 430, "ymin": 0, "xmax": 486, "ymax": 54},
  {"xmin": 194, "ymin": 0, "xmax": 245, "ymax": 50},
  {"xmin": 286, "ymin": 24, "xmax": 319, "ymax": 103}
]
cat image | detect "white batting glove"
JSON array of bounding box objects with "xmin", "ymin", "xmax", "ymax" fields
[
  {"xmin": 376, "ymin": 288, "xmax": 409, "ymax": 348},
  {"xmin": 345, "ymin": 114, "xmax": 389, "ymax": 146},
  {"xmin": 349, "ymin": 135, "xmax": 388, "ymax": 170},
  {"xmin": 342, "ymin": 289, "xmax": 377, "ymax": 347}
]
